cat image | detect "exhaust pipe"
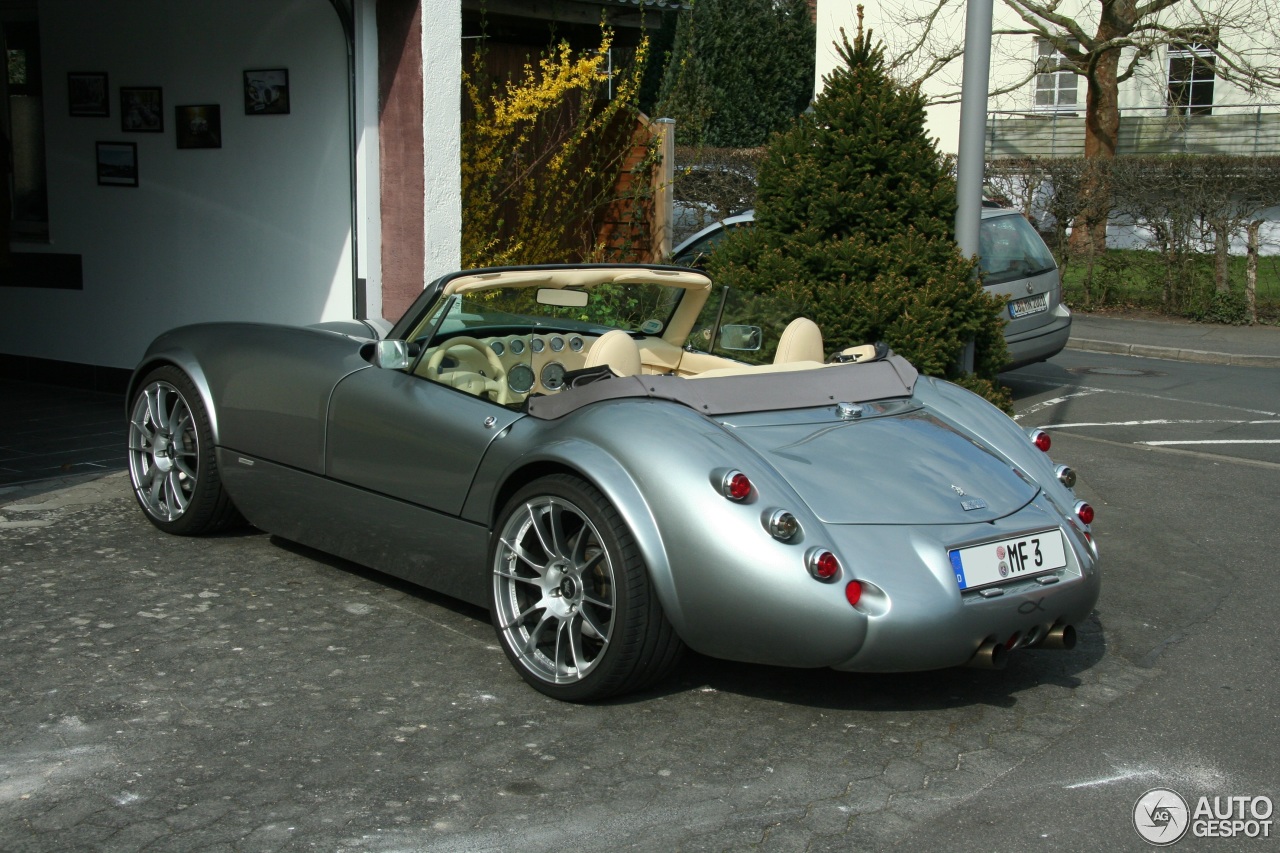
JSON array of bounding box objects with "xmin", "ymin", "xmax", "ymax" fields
[
  {"xmin": 1038, "ymin": 623, "xmax": 1077, "ymax": 650},
  {"xmin": 966, "ymin": 638, "xmax": 1009, "ymax": 669}
]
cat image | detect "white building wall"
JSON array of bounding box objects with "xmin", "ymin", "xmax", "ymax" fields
[
  {"xmin": 422, "ymin": 6, "xmax": 462, "ymax": 284},
  {"xmin": 0, "ymin": 0, "xmax": 352, "ymax": 369},
  {"xmin": 815, "ymin": 0, "xmax": 1279, "ymax": 153}
]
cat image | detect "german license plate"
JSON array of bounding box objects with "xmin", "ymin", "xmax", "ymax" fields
[
  {"xmin": 949, "ymin": 530, "xmax": 1067, "ymax": 590},
  {"xmin": 1009, "ymin": 293, "xmax": 1048, "ymax": 319}
]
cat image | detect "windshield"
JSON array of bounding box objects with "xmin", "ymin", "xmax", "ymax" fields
[
  {"xmin": 978, "ymin": 214, "xmax": 1057, "ymax": 284},
  {"xmin": 410, "ymin": 281, "xmax": 686, "ymax": 342}
]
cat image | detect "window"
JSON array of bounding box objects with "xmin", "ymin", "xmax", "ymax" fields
[
  {"xmin": 1034, "ymin": 38, "xmax": 1078, "ymax": 111},
  {"xmin": 1167, "ymin": 41, "xmax": 1216, "ymax": 116},
  {"xmin": 2, "ymin": 15, "xmax": 49, "ymax": 240}
]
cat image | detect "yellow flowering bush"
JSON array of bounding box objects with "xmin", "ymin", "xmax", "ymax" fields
[{"xmin": 462, "ymin": 28, "xmax": 655, "ymax": 268}]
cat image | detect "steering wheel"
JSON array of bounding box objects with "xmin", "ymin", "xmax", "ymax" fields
[{"xmin": 424, "ymin": 336, "xmax": 512, "ymax": 405}]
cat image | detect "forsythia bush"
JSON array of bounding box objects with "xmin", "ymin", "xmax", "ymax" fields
[{"xmin": 462, "ymin": 29, "xmax": 652, "ymax": 268}]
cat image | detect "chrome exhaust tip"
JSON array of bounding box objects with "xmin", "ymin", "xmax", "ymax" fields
[
  {"xmin": 966, "ymin": 638, "xmax": 1009, "ymax": 669},
  {"xmin": 1038, "ymin": 623, "xmax": 1077, "ymax": 650}
]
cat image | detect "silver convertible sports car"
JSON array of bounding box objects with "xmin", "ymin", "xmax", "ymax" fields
[{"xmin": 127, "ymin": 264, "xmax": 1100, "ymax": 701}]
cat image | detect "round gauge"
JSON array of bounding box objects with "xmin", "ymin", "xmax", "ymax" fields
[
  {"xmin": 530, "ymin": 338, "xmax": 546, "ymax": 354},
  {"xmin": 507, "ymin": 363, "xmax": 535, "ymax": 394},
  {"xmin": 509, "ymin": 339, "xmax": 525, "ymax": 355},
  {"xmin": 550, "ymin": 336, "xmax": 565, "ymax": 352},
  {"xmin": 541, "ymin": 362, "xmax": 567, "ymax": 391},
  {"xmin": 568, "ymin": 336, "xmax": 584, "ymax": 352},
  {"xmin": 489, "ymin": 340, "xmax": 505, "ymax": 357}
]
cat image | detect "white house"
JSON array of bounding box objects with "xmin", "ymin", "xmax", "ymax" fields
[{"xmin": 814, "ymin": 0, "xmax": 1280, "ymax": 157}]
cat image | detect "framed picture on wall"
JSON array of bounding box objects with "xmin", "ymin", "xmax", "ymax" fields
[
  {"xmin": 96, "ymin": 141, "xmax": 138, "ymax": 187},
  {"xmin": 68, "ymin": 72, "xmax": 109, "ymax": 117},
  {"xmin": 175, "ymin": 104, "xmax": 222, "ymax": 149},
  {"xmin": 244, "ymin": 68, "xmax": 289, "ymax": 115},
  {"xmin": 121, "ymin": 87, "xmax": 164, "ymax": 132}
]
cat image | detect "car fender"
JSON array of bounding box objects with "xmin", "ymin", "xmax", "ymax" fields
[
  {"xmin": 467, "ymin": 399, "xmax": 862, "ymax": 664},
  {"xmin": 129, "ymin": 343, "xmax": 222, "ymax": 445},
  {"xmin": 914, "ymin": 376, "xmax": 1080, "ymax": 512},
  {"xmin": 473, "ymin": 435, "xmax": 689, "ymax": 632}
]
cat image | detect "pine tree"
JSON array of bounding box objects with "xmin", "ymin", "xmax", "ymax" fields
[
  {"xmin": 709, "ymin": 24, "xmax": 1011, "ymax": 406},
  {"xmin": 656, "ymin": 0, "xmax": 815, "ymax": 147}
]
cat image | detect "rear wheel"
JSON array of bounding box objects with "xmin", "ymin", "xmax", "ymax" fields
[
  {"xmin": 490, "ymin": 474, "xmax": 684, "ymax": 702},
  {"xmin": 127, "ymin": 365, "xmax": 242, "ymax": 535}
]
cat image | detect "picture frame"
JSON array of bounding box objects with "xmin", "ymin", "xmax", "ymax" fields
[
  {"xmin": 96, "ymin": 142, "xmax": 138, "ymax": 187},
  {"xmin": 243, "ymin": 68, "xmax": 289, "ymax": 115},
  {"xmin": 121, "ymin": 87, "xmax": 164, "ymax": 132},
  {"xmin": 68, "ymin": 72, "xmax": 109, "ymax": 117},
  {"xmin": 175, "ymin": 104, "xmax": 222, "ymax": 149}
]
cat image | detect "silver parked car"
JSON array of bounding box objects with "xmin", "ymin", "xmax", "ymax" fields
[
  {"xmin": 127, "ymin": 264, "xmax": 1099, "ymax": 701},
  {"xmin": 672, "ymin": 207, "xmax": 1073, "ymax": 370}
]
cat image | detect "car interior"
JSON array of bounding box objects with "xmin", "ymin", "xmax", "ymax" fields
[{"xmin": 400, "ymin": 268, "xmax": 884, "ymax": 409}]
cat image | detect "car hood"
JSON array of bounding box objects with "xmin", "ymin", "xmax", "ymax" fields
[{"xmin": 721, "ymin": 408, "xmax": 1039, "ymax": 525}]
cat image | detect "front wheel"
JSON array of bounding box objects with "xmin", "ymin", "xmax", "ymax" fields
[
  {"xmin": 490, "ymin": 474, "xmax": 684, "ymax": 702},
  {"xmin": 127, "ymin": 365, "xmax": 242, "ymax": 535}
]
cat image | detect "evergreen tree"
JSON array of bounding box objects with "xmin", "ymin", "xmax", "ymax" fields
[
  {"xmin": 656, "ymin": 0, "xmax": 815, "ymax": 147},
  {"xmin": 709, "ymin": 25, "xmax": 1011, "ymax": 406}
]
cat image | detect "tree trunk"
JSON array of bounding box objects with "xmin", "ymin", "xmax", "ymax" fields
[
  {"xmin": 1246, "ymin": 219, "xmax": 1261, "ymax": 325},
  {"xmin": 1213, "ymin": 222, "xmax": 1230, "ymax": 294},
  {"xmin": 1069, "ymin": 45, "xmax": 1121, "ymax": 257}
]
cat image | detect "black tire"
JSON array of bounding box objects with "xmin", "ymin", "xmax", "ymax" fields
[
  {"xmin": 489, "ymin": 474, "xmax": 684, "ymax": 702},
  {"xmin": 127, "ymin": 365, "xmax": 243, "ymax": 535}
]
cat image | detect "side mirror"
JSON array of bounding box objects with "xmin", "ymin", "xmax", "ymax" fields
[
  {"xmin": 719, "ymin": 324, "xmax": 762, "ymax": 352},
  {"xmin": 372, "ymin": 339, "xmax": 410, "ymax": 370}
]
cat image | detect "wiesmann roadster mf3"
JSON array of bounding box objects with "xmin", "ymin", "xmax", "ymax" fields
[{"xmin": 127, "ymin": 264, "xmax": 1100, "ymax": 701}]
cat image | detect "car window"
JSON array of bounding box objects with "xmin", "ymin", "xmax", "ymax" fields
[
  {"xmin": 401, "ymin": 281, "xmax": 690, "ymax": 411},
  {"xmin": 978, "ymin": 215, "xmax": 1057, "ymax": 284},
  {"xmin": 673, "ymin": 219, "xmax": 753, "ymax": 268},
  {"xmin": 686, "ymin": 286, "xmax": 803, "ymax": 366},
  {"xmin": 674, "ymin": 228, "xmax": 731, "ymax": 268},
  {"xmin": 409, "ymin": 282, "xmax": 685, "ymax": 343}
]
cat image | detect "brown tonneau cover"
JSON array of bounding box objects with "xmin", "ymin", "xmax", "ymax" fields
[{"xmin": 525, "ymin": 355, "xmax": 919, "ymax": 420}]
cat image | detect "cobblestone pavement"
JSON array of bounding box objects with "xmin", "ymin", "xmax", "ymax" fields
[{"xmin": 1, "ymin": 473, "xmax": 1155, "ymax": 852}]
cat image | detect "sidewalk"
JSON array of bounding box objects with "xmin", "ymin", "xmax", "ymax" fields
[{"xmin": 1066, "ymin": 312, "xmax": 1280, "ymax": 367}]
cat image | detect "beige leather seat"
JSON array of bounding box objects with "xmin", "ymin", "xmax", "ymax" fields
[
  {"xmin": 584, "ymin": 330, "xmax": 642, "ymax": 377},
  {"xmin": 774, "ymin": 317, "xmax": 824, "ymax": 364}
]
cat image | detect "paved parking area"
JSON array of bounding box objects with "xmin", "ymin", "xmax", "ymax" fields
[
  {"xmin": 2, "ymin": 473, "xmax": 1150, "ymax": 852},
  {"xmin": 0, "ymin": 380, "xmax": 126, "ymax": 490}
]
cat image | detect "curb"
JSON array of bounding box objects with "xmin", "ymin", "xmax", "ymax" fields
[{"xmin": 1066, "ymin": 337, "xmax": 1280, "ymax": 368}]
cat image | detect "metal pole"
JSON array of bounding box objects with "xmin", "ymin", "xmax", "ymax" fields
[
  {"xmin": 953, "ymin": 0, "xmax": 994, "ymax": 374},
  {"xmin": 954, "ymin": 0, "xmax": 994, "ymax": 260}
]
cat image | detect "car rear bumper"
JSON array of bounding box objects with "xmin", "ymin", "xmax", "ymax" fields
[{"xmin": 1003, "ymin": 304, "xmax": 1072, "ymax": 371}]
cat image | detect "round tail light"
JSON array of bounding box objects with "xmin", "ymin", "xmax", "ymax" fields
[
  {"xmin": 805, "ymin": 548, "xmax": 840, "ymax": 581},
  {"xmin": 845, "ymin": 580, "xmax": 863, "ymax": 607},
  {"xmin": 721, "ymin": 470, "xmax": 752, "ymax": 501},
  {"xmin": 1055, "ymin": 465, "xmax": 1076, "ymax": 489},
  {"xmin": 1029, "ymin": 429, "xmax": 1051, "ymax": 452},
  {"xmin": 766, "ymin": 509, "xmax": 800, "ymax": 541},
  {"xmin": 1074, "ymin": 500, "xmax": 1095, "ymax": 525}
]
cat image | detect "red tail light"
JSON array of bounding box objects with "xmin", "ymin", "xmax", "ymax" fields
[
  {"xmin": 1029, "ymin": 429, "xmax": 1051, "ymax": 452},
  {"xmin": 845, "ymin": 580, "xmax": 863, "ymax": 607},
  {"xmin": 1074, "ymin": 501, "xmax": 1094, "ymax": 525},
  {"xmin": 721, "ymin": 470, "xmax": 752, "ymax": 501},
  {"xmin": 806, "ymin": 548, "xmax": 840, "ymax": 581}
]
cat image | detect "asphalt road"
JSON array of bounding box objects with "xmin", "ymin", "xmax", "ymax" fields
[{"xmin": 2, "ymin": 349, "xmax": 1277, "ymax": 852}]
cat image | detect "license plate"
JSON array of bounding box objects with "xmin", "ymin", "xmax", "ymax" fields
[
  {"xmin": 949, "ymin": 530, "xmax": 1067, "ymax": 590},
  {"xmin": 1009, "ymin": 293, "xmax": 1048, "ymax": 319}
]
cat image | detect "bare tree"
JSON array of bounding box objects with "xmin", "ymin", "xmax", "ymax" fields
[{"xmin": 852, "ymin": 0, "xmax": 1280, "ymax": 252}]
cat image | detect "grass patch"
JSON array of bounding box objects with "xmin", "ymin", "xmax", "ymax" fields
[{"xmin": 1059, "ymin": 249, "xmax": 1280, "ymax": 324}]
